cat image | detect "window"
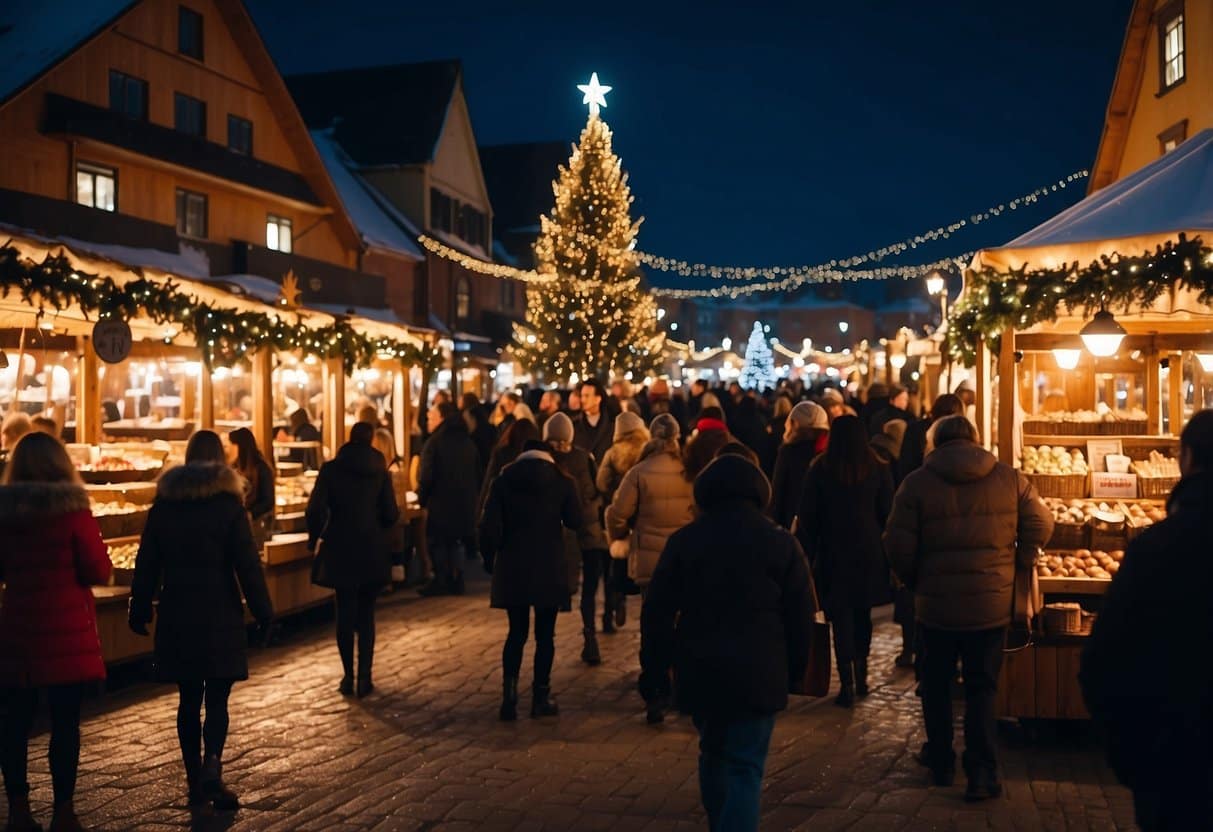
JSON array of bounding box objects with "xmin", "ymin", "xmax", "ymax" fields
[
  {"xmin": 175, "ymin": 188, "xmax": 207, "ymax": 238},
  {"xmin": 462, "ymin": 205, "xmax": 487, "ymax": 250},
  {"xmin": 430, "ymin": 187, "xmax": 452, "ymax": 232},
  {"xmin": 108, "ymin": 70, "xmax": 148, "ymax": 120},
  {"xmin": 266, "ymin": 214, "xmax": 292, "ymax": 252},
  {"xmin": 455, "ymin": 275, "xmax": 471, "ymax": 321},
  {"xmin": 500, "ymin": 279, "xmax": 516, "ymax": 310},
  {"xmin": 1159, "ymin": 3, "xmax": 1185, "ymax": 92},
  {"xmin": 174, "ymin": 93, "xmax": 206, "ymax": 137},
  {"xmin": 1159, "ymin": 120, "xmax": 1188, "ymax": 154},
  {"xmin": 227, "ymin": 115, "xmax": 252, "ymax": 155},
  {"xmin": 178, "ymin": 6, "xmax": 204, "ymax": 60},
  {"xmin": 76, "ymin": 163, "xmax": 116, "ymax": 211}
]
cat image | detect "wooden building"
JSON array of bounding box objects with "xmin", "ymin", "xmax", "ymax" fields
[{"xmin": 1090, "ymin": 0, "xmax": 1211, "ymax": 190}]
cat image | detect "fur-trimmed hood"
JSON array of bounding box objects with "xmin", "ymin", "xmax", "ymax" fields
[
  {"xmin": 156, "ymin": 462, "xmax": 246, "ymax": 502},
  {"xmin": 0, "ymin": 481, "xmax": 90, "ymax": 522}
]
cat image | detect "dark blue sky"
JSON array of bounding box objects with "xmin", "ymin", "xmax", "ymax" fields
[{"xmin": 249, "ymin": 1, "xmax": 1133, "ymax": 290}]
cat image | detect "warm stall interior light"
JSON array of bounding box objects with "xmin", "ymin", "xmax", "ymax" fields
[
  {"xmin": 890, "ymin": 353, "xmax": 907, "ymax": 370},
  {"xmin": 1052, "ymin": 349, "xmax": 1082, "ymax": 370},
  {"xmin": 1197, "ymin": 353, "xmax": 1213, "ymax": 373},
  {"xmin": 1079, "ymin": 310, "xmax": 1126, "ymax": 357}
]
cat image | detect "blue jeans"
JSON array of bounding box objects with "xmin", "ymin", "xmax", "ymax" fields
[{"xmin": 693, "ymin": 712, "xmax": 775, "ymax": 832}]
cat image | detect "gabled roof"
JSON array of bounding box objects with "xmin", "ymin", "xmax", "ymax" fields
[
  {"xmin": 973, "ymin": 129, "xmax": 1213, "ymax": 272},
  {"xmin": 479, "ymin": 141, "xmax": 569, "ymax": 233},
  {"xmin": 0, "ymin": 0, "xmax": 136, "ymax": 107},
  {"xmin": 1088, "ymin": 0, "xmax": 1154, "ymax": 193},
  {"xmin": 286, "ymin": 61, "xmax": 462, "ymax": 167},
  {"xmin": 310, "ymin": 129, "xmax": 424, "ymax": 261}
]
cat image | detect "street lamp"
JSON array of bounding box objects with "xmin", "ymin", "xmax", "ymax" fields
[
  {"xmin": 721, "ymin": 336, "xmax": 732, "ymax": 352},
  {"xmin": 838, "ymin": 321, "xmax": 849, "ymax": 334},
  {"xmin": 1079, "ymin": 309, "xmax": 1126, "ymax": 357}
]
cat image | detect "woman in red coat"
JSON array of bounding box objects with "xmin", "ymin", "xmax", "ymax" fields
[{"xmin": 0, "ymin": 432, "xmax": 111, "ymax": 832}]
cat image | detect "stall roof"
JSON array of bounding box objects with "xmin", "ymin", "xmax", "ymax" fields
[{"xmin": 973, "ymin": 130, "xmax": 1213, "ymax": 273}]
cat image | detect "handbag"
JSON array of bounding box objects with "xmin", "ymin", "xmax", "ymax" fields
[
  {"xmin": 793, "ymin": 567, "xmax": 832, "ymax": 698},
  {"xmin": 309, "ymin": 539, "xmax": 335, "ymax": 588}
]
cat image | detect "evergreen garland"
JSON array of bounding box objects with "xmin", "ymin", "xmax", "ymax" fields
[
  {"xmin": 945, "ymin": 234, "xmax": 1213, "ymax": 364},
  {"xmin": 0, "ymin": 244, "xmax": 443, "ymax": 373}
]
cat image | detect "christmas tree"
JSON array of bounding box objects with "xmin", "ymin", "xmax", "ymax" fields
[
  {"xmin": 514, "ymin": 74, "xmax": 664, "ymax": 383},
  {"xmin": 739, "ymin": 321, "xmax": 777, "ymax": 392}
]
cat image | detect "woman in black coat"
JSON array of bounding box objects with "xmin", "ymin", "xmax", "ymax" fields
[
  {"xmin": 479, "ymin": 440, "xmax": 582, "ymax": 721},
  {"xmin": 227, "ymin": 427, "xmax": 275, "ymax": 547},
  {"xmin": 306, "ymin": 422, "xmax": 400, "ymax": 698},
  {"xmin": 796, "ymin": 415, "xmax": 893, "ymax": 707},
  {"xmin": 768, "ymin": 401, "xmax": 830, "ymax": 530},
  {"xmin": 130, "ymin": 430, "xmax": 273, "ymax": 810}
]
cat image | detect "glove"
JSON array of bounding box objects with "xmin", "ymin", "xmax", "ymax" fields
[{"xmin": 128, "ymin": 618, "xmax": 150, "ymax": 636}]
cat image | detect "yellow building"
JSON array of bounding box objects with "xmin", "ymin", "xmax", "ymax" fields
[{"xmin": 1091, "ymin": 0, "xmax": 1212, "ymax": 190}]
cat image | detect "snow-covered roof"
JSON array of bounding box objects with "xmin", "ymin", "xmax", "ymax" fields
[
  {"xmin": 0, "ymin": 1, "xmax": 135, "ymax": 106},
  {"xmin": 58, "ymin": 236, "xmax": 212, "ymax": 279},
  {"xmin": 974, "ymin": 129, "xmax": 1213, "ymax": 272},
  {"xmin": 197, "ymin": 274, "xmax": 283, "ymax": 304},
  {"xmin": 310, "ymin": 129, "xmax": 424, "ymax": 261}
]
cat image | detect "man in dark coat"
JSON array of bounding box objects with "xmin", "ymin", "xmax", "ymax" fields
[
  {"xmin": 573, "ymin": 378, "xmax": 615, "ymax": 465},
  {"xmin": 1080, "ymin": 409, "xmax": 1213, "ymax": 830},
  {"xmin": 306, "ymin": 422, "xmax": 400, "ymax": 697},
  {"xmin": 884, "ymin": 415, "xmax": 1052, "ymax": 800},
  {"xmin": 480, "ymin": 440, "xmax": 583, "ymax": 720},
  {"xmin": 641, "ymin": 454, "xmax": 814, "ymax": 832},
  {"xmin": 899, "ymin": 393, "xmax": 964, "ymax": 479},
  {"xmin": 417, "ymin": 402, "xmax": 481, "ymax": 596}
]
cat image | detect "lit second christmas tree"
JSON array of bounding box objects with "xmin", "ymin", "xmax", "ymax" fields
[
  {"xmin": 739, "ymin": 321, "xmax": 777, "ymax": 392},
  {"xmin": 514, "ymin": 74, "xmax": 664, "ymax": 383}
]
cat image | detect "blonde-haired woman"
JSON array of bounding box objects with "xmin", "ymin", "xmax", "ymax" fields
[
  {"xmin": 595, "ymin": 411, "xmax": 650, "ymax": 628},
  {"xmin": 0, "ymin": 432, "xmax": 111, "ymax": 831}
]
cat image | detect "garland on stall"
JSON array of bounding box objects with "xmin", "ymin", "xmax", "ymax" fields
[
  {"xmin": 945, "ymin": 234, "xmax": 1213, "ymax": 364},
  {"xmin": 0, "ymin": 245, "xmax": 443, "ymax": 373}
]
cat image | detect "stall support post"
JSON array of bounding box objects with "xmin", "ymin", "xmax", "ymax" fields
[
  {"xmin": 199, "ymin": 365, "xmax": 214, "ymax": 430},
  {"xmin": 251, "ymin": 348, "xmax": 274, "ymax": 460},
  {"xmin": 394, "ymin": 365, "xmax": 411, "ymax": 465},
  {"xmin": 975, "ymin": 337, "xmax": 993, "ymax": 449},
  {"xmin": 323, "ymin": 357, "xmax": 346, "ymax": 459},
  {"xmin": 77, "ymin": 336, "xmax": 101, "ymax": 445},
  {"xmin": 1146, "ymin": 348, "xmax": 1161, "ymax": 434},
  {"xmin": 921, "ymin": 360, "xmax": 939, "ymax": 411},
  {"xmin": 997, "ymin": 328, "xmax": 1016, "ymax": 465},
  {"xmin": 1168, "ymin": 352, "xmax": 1184, "ymax": 435}
]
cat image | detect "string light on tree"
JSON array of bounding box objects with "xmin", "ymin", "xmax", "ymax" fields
[
  {"xmin": 739, "ymin": 321, "xmax": 777, "ymax": 392},
  {"xmin": 513, "ymin": 74, "xmax": 663, "ymax": 382}
]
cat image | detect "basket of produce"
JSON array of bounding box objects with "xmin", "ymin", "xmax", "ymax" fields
[
  {"xmin": 1034, "ymin": 549, "xmax": 1119, "ymax": 580},
  {"xmin": 1132, "ymin": 452, "xmax": 1180, "ymax": 499},
  {"xmin": 1087, "ymin": 508, "xmax": 1126, "ymax": 552},
  {"xmin": 1024, "ymin": 408, "xmax": 1147, "ymax": 436},
  {"xmin": 1022, "ymin": 420, "xmax": 1059, "ymax": 436},
  {"xmin": 105, "ymin": 536, "xmax": 141, "ymax": 586},
  {"xmin": 1043, "ymin": 602, "xmax": 1083, "ymax": 635},
  {"xmin": 1042, "ymin": 498, "xmax": 1089, "ymax": 548},
  {"xmin": 1021, "ymin": 446, "xmax": 1089, "ymax": 498},
  {"xmin": 1121, "ymin": 501, "xmax": 1165, "ymax": 540},
  {"xmin": 1078, "ymin": 611, "xmax": 1098, "ymax": 636}
]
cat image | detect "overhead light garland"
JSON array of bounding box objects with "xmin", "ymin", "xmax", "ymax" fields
[
  {"xmin": 0, "ymin": 244, "xmax": 443, "ymax": 372},
  {"xmin": 944, "ymin": 234, "xmax": 1213, "ymax": 364}
]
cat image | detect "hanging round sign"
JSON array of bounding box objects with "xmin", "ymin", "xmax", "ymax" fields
[{"xmin": 93, "ymin": 318, "xmax": 133, "ymax": 364}]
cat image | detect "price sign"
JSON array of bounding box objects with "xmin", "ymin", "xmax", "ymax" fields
[{"xmin": 93, "ymin": 319, "xmax": 133, "ymax": 364}]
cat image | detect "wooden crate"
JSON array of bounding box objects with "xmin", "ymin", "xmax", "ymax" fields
[
  {"xmin": 263, "ymin": 532, "xmax": 310, "ymax": 566},
  {"xmin": 996, "ymin": 642, "xmax": 1090, "ymax": 719}
]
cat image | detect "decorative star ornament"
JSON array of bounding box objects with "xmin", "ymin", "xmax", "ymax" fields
[
  {"xmin": 577, "ymin": 72, "xmax": 611, "ymax": 117},
  {"xmin": 279, "ymin": 269, "xmax": 302, "ymax": 308}
]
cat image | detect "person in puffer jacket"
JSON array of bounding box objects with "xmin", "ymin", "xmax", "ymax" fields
[
  {"xmin": 605, "ymin": 414, "xmax": 695, "ymax": 591},
  {"xmin": 883, "ymin": 415, "xmax": 1052, "ymax": 801},
  {"xmin": 595, "ymin": 411, "xmax": 650, "ymax": 629},
  {"xmin": 0, "ymin": 432, "xmax": 111, "ymax": 832}
]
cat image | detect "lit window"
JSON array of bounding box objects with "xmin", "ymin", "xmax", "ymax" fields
[
  {"xmin": 1159, "ymin": 120, "xmax": 1188, "ymax": 155},
  {"xmin": 266, "ymin": 215, "xmax": 292, "ymax": 252},
  {"xmin": 76, "ymin": 163, "xmax": 116, "ymax": 211},
  {"xmin": 175, "ymin": 188, "xmax": 207, "ymax": 238},
  {"xmin": 1160, "ymin": 7, "xmax": 1184, "ymax": 91},
  {"xmin": 455, "ymin": 276, "xmax": 471, "ymax": 321}
]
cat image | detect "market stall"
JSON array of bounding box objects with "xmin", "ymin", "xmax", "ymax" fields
[
  {"xmin": 2, "ymin": 230, "xmax": 440, "ymax": 662},
  {"xmin": 948, "ymin": 132, "xmax": 1213, "ymax": 719}
]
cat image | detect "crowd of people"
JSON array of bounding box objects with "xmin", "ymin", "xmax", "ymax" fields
[{"xmin": 0, "ymin": 373, "xmax": 1210, "ymax": 831}]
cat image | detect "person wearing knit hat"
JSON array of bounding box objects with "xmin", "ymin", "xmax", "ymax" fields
[
  {"xmin": 871, "ymin": 418, "xmax": 907, "ymax": 484},
  {"xmin": 769, "ymin": 402, "xmax": 830, "ymax": 530},
  {"xmin": 649, "ymin": 413, "xmax": 681, "ymax": 443},
  {"xmin": 613, "ymin": 411, "xmax": 646, "ymax": 442},
  {"xmin": 543, "ymin": 410, "xmax": 612, "ymax": 664},
  {"xmin": 819, "ymin": 388, "xmax": 846, "ymax": 421},
  {"xmin": 596, "ymin": 411, "xmax": 652, "ymax": 632}
]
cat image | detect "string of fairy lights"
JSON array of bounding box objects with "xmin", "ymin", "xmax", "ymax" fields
[{"xmin": 420, "ymin": 168, "xmax": 1088, "ymax": 297}]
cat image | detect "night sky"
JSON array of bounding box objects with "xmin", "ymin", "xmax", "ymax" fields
[{"xmin": 248, "ymin": 1, "xmax": 1134, "ymax": 291}]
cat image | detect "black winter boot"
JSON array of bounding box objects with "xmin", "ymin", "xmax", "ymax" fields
[
  {"xmin": 4, "ymin": 789, "xmax": 40, "ymax": 832},
  {"xmin": 530, "ymin": 684, "xmax": 559, "ymax": 718},
  {"xmin": 499, "ymin": 676, "xmax": 519, "ymax": 721},
  {"xmin": 855, "ymin": 658, "xmax": 870, "ymax": 697},
  {"xmin": 601, "ymin": 611, "xmax": 616, "ymax": 635},
  {"xmin": 964, "ymin": 768, "xmax": 1002, "ymax": 802},
  {"xmin": 614, "ymin": 596, "xmax": 627, "ymax": 627},
  {"xmin": 200, "ymin": 754, "xmax": 239, "ymax": 811},
  {"xmin": 834, "ymin": 662, "xmax": 855, "ymax": 708},
  {"xmin": 184, "ymin": 756, "xmax": 208, "ymax": 807},
  {"xmin": 47, "ymin": 805, "xmax": 82, "ymax": 832},
  {"xmin": 337, "ymin": 675, "xmax": 354, "ymax": 696},
  {"xmin": 580, "ymin": 630, "xmax": 601, "ymax": 665}
]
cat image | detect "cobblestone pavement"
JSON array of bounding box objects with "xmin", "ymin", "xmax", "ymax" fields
[{"xmin": 4, "ymin": 577, "xmax": 1137, "ymax": 831}]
